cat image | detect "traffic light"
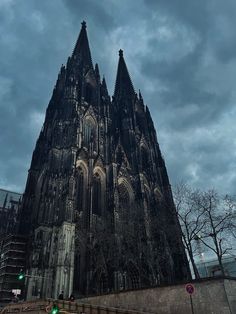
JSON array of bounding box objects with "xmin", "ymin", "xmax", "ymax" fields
[
  {"xmin": 17, "ymin": 270, "xmax": 25, "ymax": 281},
  {"xmin": 51, "ymin": 304, "xmax": 59, "ymax": 314}
]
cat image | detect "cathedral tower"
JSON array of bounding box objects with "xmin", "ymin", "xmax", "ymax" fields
[{"xmin": 19, "ymin": 22, "xmax": 190, "ymax": 299}]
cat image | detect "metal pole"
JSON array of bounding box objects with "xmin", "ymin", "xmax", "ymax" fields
[{"xmin": 190, "ymin": 295, "xmax": 194, "ymax": 314}]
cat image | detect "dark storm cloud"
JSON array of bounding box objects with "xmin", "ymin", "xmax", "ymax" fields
[
  {"xmin": 0, "ymin": 0, "xmax": 236, "ymax": 195},
  {"xmin": 145, "ymin": 0, "xmax": 211, "ymax": 31},
  {"xmin": 0, "ymin": 0, "xmax": 74, "ymax": 191},
  {"xmin": 62, "ymin": 0, "xmax": 116, "ymax": 30},
  {"xmin": 134, "ymin": 0, "xmax": 236, "ymax": 193}
]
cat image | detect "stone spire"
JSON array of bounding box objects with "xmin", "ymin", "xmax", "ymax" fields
[
  {"xmin": 139, "ymin": 89, "xmax": 143, "ymax": 102},
  {"xmin": 94, "ymin": 63, "xmax": 100, "ymax": 82},
  {"xmin": 101, "ymin": 76, "xmax": 109, "ymax": 97},
  {"xmin": 114, "ymin": 49, "xmax": 135, "ymax": 99},
  {"xmin": 72, "ymin": 21, "xmax": 93, "ymax": 69}
]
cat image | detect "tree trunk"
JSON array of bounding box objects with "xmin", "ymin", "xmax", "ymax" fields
[
  {"xmin": 218, "ymin": 255, "xmax": 225, "ymax": 277},
  {"xmin": 188, "ymin": 249, "xmax": 200, "ymax": 279}
]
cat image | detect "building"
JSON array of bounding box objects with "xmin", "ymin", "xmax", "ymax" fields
[
  {"xmin": 0, "ymin": 189, "xmax": 25, "ymax": 302},
  {"xmin": 197, "ymin": 255, "xmax": 236, "ymax": 278},
  {"xmin": 19, "ymin": 21, "xmax": 190, "ymax": 299},
  {"xmin": 0, "ymin": 235, "xmax": 26, "ymax": 302},
  {"xmin": 0, "ymin": 189, "xmax": 22, "ymax": 236}
]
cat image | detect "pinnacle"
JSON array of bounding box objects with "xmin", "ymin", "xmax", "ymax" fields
[
  {"xmin": 139, "ymin": 89, "xmax": 143, "ymax": 102},
  {"xmin": 102, "ymin": 76, "xmax": 107, "ymax": 86},
  {"xmin": 101, "ymin": 76, "xmax": 109, "ymax": 96},
  {"xmin": 95, "ymin": 63, "xmax": 100, "ymax": 81}
]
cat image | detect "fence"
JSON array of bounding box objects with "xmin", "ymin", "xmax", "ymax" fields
[{"xmin": 1, "ymin": 299, "xmax": 153, "ymax": 314}]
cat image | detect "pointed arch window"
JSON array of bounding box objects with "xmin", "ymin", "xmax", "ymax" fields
[
  {"xmin": 118, "ymin": 182, "xmax": 132, "ymax": 220},
  {"xmin": 85, "ymin": 83, "xmax": 93, "ymax": 103},
  {"xmin": 84, "ymin": 118, "xmax": 96, "ymax": 148},
  {"xmin": 118, "ymin": 184, "xmax": 130, "ymax": 210},
  {"xmin": 140, "ymin": 146, "xmax": 149, "ymax": 170},
  {"xmin": 77, "ymin": 167, "xmax": 84, "ymax": 212},
  {"xmin": 126, "ymin": 262, "xmax": 140, "ymax": 289},
  {"xmin": 144, "ymin": 185, "xmax": 151, "ymax": 209},
  {"xmin": 154, "ymin": 187, "xmax": 163, "ymax": 204},
  {"xmin": 99, "ymin": 272, "xmax": 108, "ymax": 293},
  {"xmin": 92, "ymin": 173, "xmax": 102, "ymax": 215}
]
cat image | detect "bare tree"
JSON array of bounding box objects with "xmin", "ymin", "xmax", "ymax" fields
[
  {"xmin": 174, "ymin": 184, "xmax": 236, "ymax": 278},
  {"xmin": 197, "ymin": 190, "xmax": 236, "ymax": 276},
  {"xmin": 173, "ymin": 183, "xmax": 205, "ymax": 279}
]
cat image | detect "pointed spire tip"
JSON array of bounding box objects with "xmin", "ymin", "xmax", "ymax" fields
[
  {"xmin": 114, "ymin": 48, "xmax": 135, "ymax": 98},
  {"xmin": 72, "ymin": 19, "xmax": 93, "ymax": 68},
  {"xmin": 139, "ymin": 89, "xmax": 142, "ymax": 98},
  {"xmin": 81, "ymin": 21, "xmax": 86, "ymax": 29},
  {"xmin": 119, "ymin": 49, "xmax": 123, "ymax": 57}
]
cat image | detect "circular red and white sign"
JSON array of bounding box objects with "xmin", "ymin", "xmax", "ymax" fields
[
  {"xmin": 45, "ymin": 305, "xmax": 52, "ymax": 313},
  {"xmin": 185, "ymin": 283, "xmax": 195, "ymax": 295}
]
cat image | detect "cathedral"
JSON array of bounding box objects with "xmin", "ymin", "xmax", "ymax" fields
[{"xmin": 19, "ymin": 21, "xmax": 190, "ymax": 299}]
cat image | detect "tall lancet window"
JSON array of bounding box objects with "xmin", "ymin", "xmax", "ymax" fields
[
  {"xmin": 77, "ymin": 167, "xmax": 84, "ymax": 212},
  {"xmin": 140, "ymin": 146, "xmax": 149, "ymax": 170},
  {"xmin": 144, "ymin": 185, "xmax": 150, "ymax": 209},
  {"xmin": 92, "ymin": 173, "xmax": 102, "ymax": 215},
  {"xmin": 118, "ymin": 183, "xmax": 131, "ymax": 220},
  {"xmin": 119, "ymin": 185, "xmax": 130, "ymax": 208},
  {"xmin": 84, "ymin": 118, "xmax": 96, "ymax": 148},
  {"xmin": 85, "ymin": 83, "xmax": 93, "ymax": 103}
]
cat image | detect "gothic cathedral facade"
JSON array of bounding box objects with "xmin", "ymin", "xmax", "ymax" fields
[{"xmin": 19, "ymin": 22, "xmax": 190, "ymax": 299}]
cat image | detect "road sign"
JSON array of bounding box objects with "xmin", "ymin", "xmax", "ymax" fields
[
  {"xmin": 185, "ymin": 283, "xmax": 195, "ymax": 295},
  {"xmin": 46, "ymin": 305, "xmax": 52, "ymax": 313}
]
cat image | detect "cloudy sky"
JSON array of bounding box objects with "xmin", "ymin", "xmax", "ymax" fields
[{"xmin": 1, "ymin": 0, "xmax": 236, "ymax": 195}]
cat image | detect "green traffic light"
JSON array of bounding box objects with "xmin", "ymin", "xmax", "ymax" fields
[
  {"xmin": 18, "ymin": 271, "xmax": 25, "ymax": 280},
  {"xmin": 51, "ymin": 305, "xmax": 59, "ymax": 314}
]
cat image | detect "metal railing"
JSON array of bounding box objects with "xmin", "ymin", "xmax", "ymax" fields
[{"xmin": 0, "ymin": 299, "xmax": 154, "ymax": 314}]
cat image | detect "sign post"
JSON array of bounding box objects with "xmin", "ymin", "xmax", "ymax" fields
[{"xmin": 185, "ymin": 283, "xmax": 195, "ymax": 314}]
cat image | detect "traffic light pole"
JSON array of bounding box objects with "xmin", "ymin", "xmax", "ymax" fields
[{"xmin": 18, "ymin": 271, "xmax": 50, "ymax": 300}]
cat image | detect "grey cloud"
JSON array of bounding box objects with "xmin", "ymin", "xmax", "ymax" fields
[
  {"xmin": 62, "ymin": 0, "xmax": 117, "ymax": 30},
  {"xmin": 144, "ymin": 0, "xmax": 211, "ymax": 34}
]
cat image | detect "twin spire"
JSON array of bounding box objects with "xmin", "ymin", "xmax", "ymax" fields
[
  {"xmin": 114, "ymin": 49, "xmax": 135, "ymax": 99},
  {"xmin": 72, "ymin": 21, "xmax": 93, "ymax": 69},
  {"xmin": 72, "ymin": 21, "xmax": 136, "ymax": 99}
]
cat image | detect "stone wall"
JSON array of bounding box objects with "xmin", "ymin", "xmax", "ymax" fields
[{"xmin": 80, "ymin": 278, "xmax": 236, "ymax": 314}]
